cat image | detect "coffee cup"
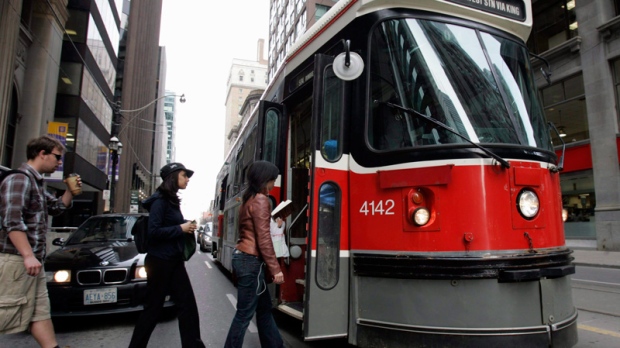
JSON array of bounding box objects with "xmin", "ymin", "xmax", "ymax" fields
[{"xmin": 65, "ymin": 173, "xmax": 82, "ymax": 196}]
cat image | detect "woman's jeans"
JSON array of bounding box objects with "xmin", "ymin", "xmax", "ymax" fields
[
  {"xmin": 224, "ymin": 251, "xmax": 284, "ymax": 348},
  {"xmin": 129, "ymin": 254, "xmax": 205, "ymax": 348}
]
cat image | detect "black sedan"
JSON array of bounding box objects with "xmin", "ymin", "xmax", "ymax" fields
[{"xmin": 45, "ymin": 213, "xmax": 174, "ymax": 316}]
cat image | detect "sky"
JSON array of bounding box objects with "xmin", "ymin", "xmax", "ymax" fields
[{"xmin": 159, "ymin": 0, "xmax": 270, "ymax": 220}]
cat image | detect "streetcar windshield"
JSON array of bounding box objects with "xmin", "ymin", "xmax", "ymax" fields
[{"xmin": 369, "ymin": 18, "xmax": 551, "ymax": 152}]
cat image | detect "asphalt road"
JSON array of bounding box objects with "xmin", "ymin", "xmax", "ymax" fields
[
  {"xmin": 0, "ymin": 250, "xmax": 349, "ymax": 348},
  {"xmin": 1, "ymin": 252, "xmax": 619, "ymax": 347}
]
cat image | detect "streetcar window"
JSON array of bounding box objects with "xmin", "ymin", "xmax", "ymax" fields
[
  {"xmin": 320, "ymin": 64, "xmax": 343, "ymax": 162},
  {"xmin": 368, "ymin": 18, "xmax": 552, "ymax": 151},
  {"xmin": 263, "ymin": 108, "xmax": 280, "ymax": 164},
  {"xmin": 316, "ymin": 182, "xmax": 340, "ymax": 290}
]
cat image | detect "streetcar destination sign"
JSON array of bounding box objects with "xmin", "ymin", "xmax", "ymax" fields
[{"xmin": 447, "ymin": 0, "xmax": 526, "ymax": 21}]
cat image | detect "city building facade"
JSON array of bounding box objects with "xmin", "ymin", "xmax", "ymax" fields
[
  {"xmin": 0, "ymin": 0, "xmax": 69, "ymax": 168},
  {"xmin": 529, "ymin": 0, "xmax": 620, "ymax": 250},
  {"xmin": 267, "ymin": 0, "xmax": 338, "ymax": 78},
  {"xmin": 112, "ymin": 0, "xmax": 165, "ymax": 213},
  {"xmin": 223, "ymin": 39, "xmax": 269, "ymax": 156},
  {"xmin": 0, "ymin": 0, "xmax": 168, "ymax": 223},
  {"xmin": 163, "ymin": 90, "xmax": 178, "ymax": 165}
]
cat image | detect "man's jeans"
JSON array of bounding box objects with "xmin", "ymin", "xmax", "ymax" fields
[{"xmin": 224, "ymin": 251, "xmax": 284, "ymax": 348}]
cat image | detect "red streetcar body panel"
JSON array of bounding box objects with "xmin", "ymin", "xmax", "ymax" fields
[{"xmin": 349, "ymin": 161, "xmax": 565, "ymax": 253}]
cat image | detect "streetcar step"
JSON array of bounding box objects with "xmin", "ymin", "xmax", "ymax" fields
[
  {"xmin": 295, "ymin": 278, "xmax": 305, "ymax": 286},
  {"xmin": 277, "ymin": 302, "xmax": 303, "ymax": 320}
]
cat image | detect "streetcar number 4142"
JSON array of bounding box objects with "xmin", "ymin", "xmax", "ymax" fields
[{"xmin": 360, "ymin": 200, "xmax": 395, "ymax": 216}]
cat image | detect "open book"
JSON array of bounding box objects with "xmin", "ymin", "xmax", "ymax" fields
[{"xmin": 272, "ymin": 199, "xmax": 293, "ymax": 220}]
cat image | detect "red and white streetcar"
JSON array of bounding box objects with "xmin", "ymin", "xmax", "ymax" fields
[{"xmin": 211, "ymin": 0, "xmax": 577, "ymax": 346}]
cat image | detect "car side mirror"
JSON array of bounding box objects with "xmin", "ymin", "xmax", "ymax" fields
[{"xmin": 52, "ymin": 237, "xmax": 65, "ymax": 246}]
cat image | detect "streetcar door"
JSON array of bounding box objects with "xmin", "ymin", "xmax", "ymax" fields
[{"xmin": 304, "ymin": 53, "xmax": 349, "ymax": 340}]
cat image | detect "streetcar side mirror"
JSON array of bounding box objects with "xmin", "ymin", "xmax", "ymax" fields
[
  {"xmin": 530, "ymin": 52, "xmax": 552, "ymax": 85},
  {"xmin": 333, "ymin": 39, "xmax": 364, "ymax": 81}
]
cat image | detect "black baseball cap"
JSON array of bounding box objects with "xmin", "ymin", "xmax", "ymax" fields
[{"xmin": 160, "ymin": 162, "xmax": 194, "ymax": 180}]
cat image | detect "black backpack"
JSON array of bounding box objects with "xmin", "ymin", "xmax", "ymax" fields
[
  {"xmin": 0, "ymin": 169, "xmax": 27, "ymax": 185},
  {"xmin": 131, "ymin": 215, "xmax": 149, "ymax": 254}
]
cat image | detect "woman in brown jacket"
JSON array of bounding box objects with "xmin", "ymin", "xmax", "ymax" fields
[{"xmin": 224, "ymin": 161, "xmax": 285, "ymax": 348}]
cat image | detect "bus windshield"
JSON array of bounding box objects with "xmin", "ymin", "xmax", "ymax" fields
[{"xmin": 368, "ymin": 18, "xmax": 551, "ymax": 152}]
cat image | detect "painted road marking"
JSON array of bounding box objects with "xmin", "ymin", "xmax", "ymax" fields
[
  {"xmin": 578, "ymin": 324, "xmax": 620, "ymax": 338},
  {"xmin": 204, "ymin": 261, "xmax": 212, "ymax": 269},
  {"xmin": 226, "ymin": 294, "xmax": 258, "ymax": 333}
]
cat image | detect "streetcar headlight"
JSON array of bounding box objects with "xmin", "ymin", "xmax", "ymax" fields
[
  {"xmin": 412, "ymin": 207, "xmax": 430, "ymax": 226},
  {"xmin": 134, "ymin": 266, "xmax": 147, "ymax": 280},
  {"xmin": 562, "ymin": 208, "xmax": 568, "ymax": 222},
  {"xmin": 517, "ymin": 189, "xmax": 539, "ymax": 219},
  {"xmin": 46, "ymin": 270, "xmax": 71, "ymax": 283}
]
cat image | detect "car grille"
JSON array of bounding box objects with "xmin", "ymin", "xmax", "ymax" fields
[
  {"xmin": 104, "ymin": 269, "xmax": 127, "ymax": 284},
  {"xmin": 77, "ymin": 269, "xmax": 128, "ymax": 285}
]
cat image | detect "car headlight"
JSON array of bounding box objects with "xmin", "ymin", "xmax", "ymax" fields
[
  {"xmin": 412, "ymin": 207, "xmax": 430, "ymax": 226},
  {"xmin": 518, "ymin": 189, "xmax": 540, "ymax": 219},
  {"xmin": 46, "ymin": 270, "xmax": 71, "ymax": 283},
  {"xmin": 134, "ymin": 266, "xmax": 147, "ymax": 280}
]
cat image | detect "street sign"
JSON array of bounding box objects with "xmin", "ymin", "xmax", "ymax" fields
[{"xmin": 130, "ymin": 190, "xmax": 139, "ymax": 213}]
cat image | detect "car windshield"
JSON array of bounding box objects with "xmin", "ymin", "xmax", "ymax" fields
[
  {"xmin": 368, "ymin": 18, "xmax": 551, "ymax": 151},
  {"xmin": 65, "ymin": 216, "xmax": 137, "ymax": 245}
]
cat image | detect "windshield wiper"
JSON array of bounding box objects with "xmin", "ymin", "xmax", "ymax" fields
[{"xmin": 375, "ymin": 100, "xmax": 510, "ymax": 169}]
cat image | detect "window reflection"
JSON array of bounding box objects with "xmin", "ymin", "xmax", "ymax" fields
[
  {"xmin": 321, "ymin": 65, "xmax": 342, "ymax": 161},
  {"xmin": 264, "ymin": 109, "xmax": 280, "ymax": 164},
  {"xmin": 369, "ymin": 19, "xmax": 549, "ymax": 150},
  {"xmin": 87, "ymin": 15, "xmax": 116, "ymax": 90},
  {"xmin": 316, "ymin": 182, "xmax": 340, "ymax": 290},
  {"xmin": 81, "ymin": 69, "xmax": 113, "ymax": 132},
  {"xmin": 542, "ymin": 74, "xmax": 588, "ymax": 145},
  {"xmin": 94, "ymin": 0, "xmax": 120, "ymax": 55},
  {"xmin": 527, "ymin": 0, "xmax": 578, "ymax": 54},
  {"xmin": 76, "ymin": 119, "xmax": 108, "ymax": 172},
  {"xmin": 561, "ymin": 170, "xmax": 596, "ymax": 239}
]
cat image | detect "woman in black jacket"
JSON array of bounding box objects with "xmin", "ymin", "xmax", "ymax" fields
[{"xmin": 129, "ymin": 162, "xmax": 205, "ymax": 348}]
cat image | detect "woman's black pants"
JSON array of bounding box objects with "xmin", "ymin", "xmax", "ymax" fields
[{"xmin": 128, "ymin": 254, "xmax": 205, "ymax": 348}]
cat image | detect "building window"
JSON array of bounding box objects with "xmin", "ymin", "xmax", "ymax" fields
[
  {"xmin": 541, "ymin": 74, "xmax": 587, "ymax": 145},
  {"xmin": 316, "ymin": 182, "xmax": 341, "ymax": 290},
  {"xmin": 239, "ymin": 75, "xmax": 244, "ymax": 82},
  {"xmin": 562, "ymin": 170, "xmax": 596, "ymax": 239},
  {"xmin": 315, "ymin": 4, "xmax": 331, "ymax": 22},
  {"xmin": 527, "ymin": 0, "xmax": 577, "ymax": 54},
  {"xmin": 615, "ymin": 0, "xmax": 620, "ymax": 15},
  {"xmin": 542, "ymin": 70, "xmax": 595, "ymax": 241}
]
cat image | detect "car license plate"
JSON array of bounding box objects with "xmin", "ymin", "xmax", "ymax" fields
[{"xmin": 84, "ymin": 288, "xmax": 117, "ymax": 305}]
